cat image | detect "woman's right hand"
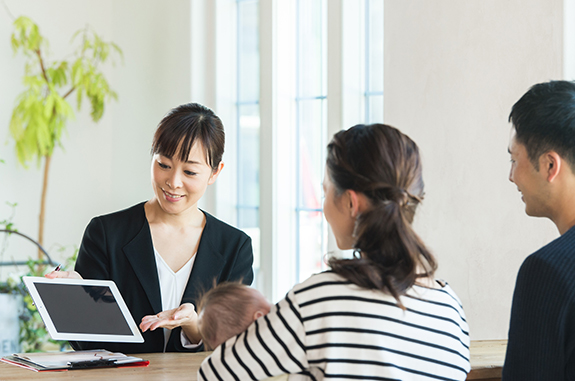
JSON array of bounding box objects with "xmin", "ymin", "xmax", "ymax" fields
[
  {"xmin": 140, "ymin": 303, "xmax": 202, "ymax": 344},
  {"xmin": 45, "ymin": 270, "xmax": 83, "ymax": 279}
]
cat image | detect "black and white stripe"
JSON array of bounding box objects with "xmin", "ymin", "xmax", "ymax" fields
[{"xmin": 199, "ymin": 271, "xmax": 470, "ymax": 380}]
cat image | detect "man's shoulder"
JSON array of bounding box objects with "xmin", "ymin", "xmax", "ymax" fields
[
  {"xmin": 527, "ymin": 227, "xmax": 575, "ymax": 268},
  {"xmin": 518, "ymin": 229, "xmax": 575, "ymax": 299}
]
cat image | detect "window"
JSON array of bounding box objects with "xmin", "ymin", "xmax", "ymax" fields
[
  {"xmin": 207, "ymin": 0, "xmax": 383, "ymax": 301},
  {"xmin": 236, "ymin": 0, "xmax": 261, "ymax": 286},
  {"xmin": 294, "ymin": 0, "xmax": 328, "ymax": 284},
  {"xmin": 365, "ymin": 0, "xmax": 384, "ymax": 123}
]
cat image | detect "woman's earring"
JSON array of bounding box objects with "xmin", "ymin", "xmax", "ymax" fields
[{"xmin": 352, "ymin": 216, "xmax": 360, "ymax": 238}]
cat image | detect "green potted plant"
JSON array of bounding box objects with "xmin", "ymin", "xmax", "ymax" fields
[
  {"xmin": 3, "ymin": 14, "xmax": 121, "ymax": 353},
  {"xmin": 8, "ymin": 16, "xmax": 122, "ymax": 259}
]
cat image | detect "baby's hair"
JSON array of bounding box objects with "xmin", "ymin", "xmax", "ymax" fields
[{"xmin": 197, "ymin": 282, "xmax": 258, "ymax": 350}]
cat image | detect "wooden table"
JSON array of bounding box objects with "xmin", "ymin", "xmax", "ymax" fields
[
  {"xmin": 0, "ymin": 352, "xmax": 205, "ymax": 381},
  {"xmin": 0, "ymin": 340, "xmax": 506, "ymax": 380},
  {"xmin": 467, "ymin": 340, "xmax": 506, "ymax": 380}
]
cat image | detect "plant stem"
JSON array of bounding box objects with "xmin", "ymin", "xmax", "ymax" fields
[
  {"xmin": 35, "ymin": 49, "xmax": 49, "ymax": 84},
  {"xmin": 38, "ymin": 154, "xmax": 51, "ymax": 260},
  {"xmin": 62, "ymin": 87, "xmax": 76, "ymax": 99}
]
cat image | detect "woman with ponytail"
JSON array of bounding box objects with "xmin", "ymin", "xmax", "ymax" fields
[{"xmin": 199, "ymin": 124, "xmax": 470, "ymax": 380}]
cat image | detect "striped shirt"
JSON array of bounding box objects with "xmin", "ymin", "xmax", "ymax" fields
[{"xmin": 198, "ymin": 271, "xmax": 470, "ymax": 381}]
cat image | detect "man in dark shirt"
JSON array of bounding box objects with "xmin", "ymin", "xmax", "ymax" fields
[{"xmin": 504, "ymin": 80, "xmax": 575, "ymax": 380}]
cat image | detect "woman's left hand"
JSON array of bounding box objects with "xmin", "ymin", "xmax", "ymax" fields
[{"xmin": 140, "ymin": 303, "xmax": 202, "ymax": 343}]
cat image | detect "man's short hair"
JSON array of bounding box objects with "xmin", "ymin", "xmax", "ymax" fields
[{"xmin": 509, "ymin": 80, "xmax": 575, "ymax": 170}]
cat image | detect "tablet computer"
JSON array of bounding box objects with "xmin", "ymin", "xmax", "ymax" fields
[{"xmin": 23, "ymin": 276, "xmax": 144, "ymax": 343}]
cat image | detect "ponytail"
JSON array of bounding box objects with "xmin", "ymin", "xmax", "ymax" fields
[{"xmin": 326, "ymin": 124, "xmax": 437, "ymax": 307}]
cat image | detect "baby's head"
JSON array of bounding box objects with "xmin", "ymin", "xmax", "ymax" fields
[{"xmin": 197, "ymin": 282, "xmax": 271, "ymax": 350}]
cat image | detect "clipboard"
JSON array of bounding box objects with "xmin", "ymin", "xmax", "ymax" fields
[{"xmin": 1, "ymin": 349, "xmax": 149, "ymax": 372}]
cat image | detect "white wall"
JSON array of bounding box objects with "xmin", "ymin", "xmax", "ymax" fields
[
  {"xmin": 0, "ymin": 0, "xmax": 568, "ymax": 341},
  {"xmin": 384, "ymin": 0, "xmax": 563, "ymax": 339},
  {"xmin": 0, "ymin": 0, "xmax": 192, "ymax": 272}
]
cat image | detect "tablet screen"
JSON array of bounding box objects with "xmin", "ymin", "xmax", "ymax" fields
[
  {"xmin": 34, "ymin": 283, "xmax": 132, "ymax": 335},
  {"xmin": 23, "ymin": 277, "xmax": 144, "ymax": 343}
]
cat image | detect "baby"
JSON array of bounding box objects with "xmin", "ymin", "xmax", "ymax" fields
[
  {"xmin": 197, "ymin": 282, "xmax": 272, "ymax": 351},
  {"xmin": 198, "ymin": 283, "xmax": 295, "ymax": 381}
]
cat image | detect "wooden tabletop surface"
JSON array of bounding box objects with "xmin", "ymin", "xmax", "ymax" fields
[
  {"xmin": 0, "ymin": 340, "xmax": 506, "ymax": 380},
  {"xmin": 467, "ymin": 340, "xmax": 506, "ymax": 380},
  {"xmin": 0, "ymin": 352, "xmax": 206, "ymax": 381}
]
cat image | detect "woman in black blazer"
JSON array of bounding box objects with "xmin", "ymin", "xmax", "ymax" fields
[{"xmin": 47, "ymin": 103, "xmax": 253, "ymax": 353}]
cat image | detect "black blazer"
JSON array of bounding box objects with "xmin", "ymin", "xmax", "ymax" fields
[{"xmin": 72, "ymin": 202, "xmax": 253, "ymax": 353}]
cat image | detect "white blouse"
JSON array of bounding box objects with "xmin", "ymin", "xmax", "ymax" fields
[{"xmin": 153, "ymin": 248, "xmax": 196, "ymax": 352}]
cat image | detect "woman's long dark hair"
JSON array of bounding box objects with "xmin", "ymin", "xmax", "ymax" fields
[{"xmin": 327, "ymin": 124, "xmax": 437, "ymax": 306}]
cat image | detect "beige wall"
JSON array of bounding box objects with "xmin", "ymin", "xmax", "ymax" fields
[
  {"xmin": 1, "ymin": 0, "xmax": 568, "ymax": 341},
  {"xmin": 0, "ymin": 0, "xmax": 192, "ymax": 268},
  {"xmin": 384, "ymin": 0, "xmax": 563, "ymax": 339}
]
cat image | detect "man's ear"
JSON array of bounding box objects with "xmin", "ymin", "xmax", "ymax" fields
[
  {"xmin": 541, "ymin": 152, "xmax": 561, "ymax": 182},
  {"xmin": 208, "ymin": 162, "xmax": 225, "ymax": 185}
]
